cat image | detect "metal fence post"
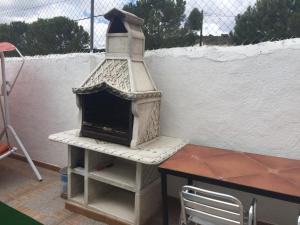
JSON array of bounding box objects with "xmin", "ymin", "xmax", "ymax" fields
[
  {"xmin": 200, "ymin": 10, "xmax": 203, "ymax": 46},
  {"xmin": 90, "ymin": 0, "xmax": 95, "ymax": 53}
]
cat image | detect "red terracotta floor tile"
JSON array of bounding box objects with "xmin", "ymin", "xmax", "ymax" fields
[
  {"xmin": 161, "ymin": 157, "xmax": 216, "ymax": 178},
  {"xmin": 160, "ymin": 144, "xmax": 300, "ymax": 200},
  {"xmin": 160, "ymin": 144, "xmax": 233, "ymax": 169},
  {"xmin": 245, "ymin": 153, "xmax": 300, "ymax": 171},
  {"xmin": 180, "ymin": 144, "xmax": 232, "ymax": 159},
  {"xmin": 205, "ymin": 152, "xmax": 268, "ymax": 179},
  {"xmin": 277, "ymin": 167, "xmax": 300, "ymax": 188},
  {"xmin": 226, "ymin": 173, "xmax": 300, "ymax": 197}
]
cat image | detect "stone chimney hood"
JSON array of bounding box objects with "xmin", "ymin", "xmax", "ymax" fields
[
  {"xmin": 104, "ymin": 8, "xmax": 144, "ymax": 26},
  {"xmin": 73, "ymin": 8, "xmax": 160, "ymax": 99},
  {"xmin": 73, "ymin": 8, "xmax": 161, "ymax": 148}
]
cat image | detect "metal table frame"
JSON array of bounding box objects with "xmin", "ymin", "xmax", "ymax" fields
[{"xmin": 159, "ymin": 164, "xmax": 300, "ymax": 225}]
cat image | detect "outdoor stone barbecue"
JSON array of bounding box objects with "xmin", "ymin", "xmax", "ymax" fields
[
  {"xmin": 73, "ymin": 8, "xmax": 161, "ymax": 148},
  {"xmin": 49, "ymin": 8, "xmax": 186, "ymax": 225}
]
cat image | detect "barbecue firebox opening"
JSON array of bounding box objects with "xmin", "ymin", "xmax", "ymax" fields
[{"xmin": 81, "ymin": 90, "xmax": 133, "ymax": 146}]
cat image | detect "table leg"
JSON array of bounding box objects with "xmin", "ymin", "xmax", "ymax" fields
[
  {"xmin": 187, "ymin": 178, "xmax": 193, "ymax": 185},
  {"xmin": 161, "ymin": 172, "xmax": 169, "ymax": 225}
]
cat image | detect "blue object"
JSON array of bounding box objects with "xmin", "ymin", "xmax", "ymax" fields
[{"xmin": 59, "ymin": 167, "xmax": 68, "ymax": 199}]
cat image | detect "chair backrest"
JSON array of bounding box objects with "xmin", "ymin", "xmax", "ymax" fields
[{"xmin": 181, "ymin": 185, "xmax": 244, "ymax": 225}]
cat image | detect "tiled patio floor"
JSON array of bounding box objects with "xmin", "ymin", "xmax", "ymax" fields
[
  {"xmin": 0, "ymin": 157, "xmax": 180, "ymax": 225},
  {"xmin": 0, "ymin": 157, "xmax": 272, "ymax": 225}
]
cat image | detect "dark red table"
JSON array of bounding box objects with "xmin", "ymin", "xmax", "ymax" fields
[{"xmin": 159, "ymin": 144, "xmax": 300, "ymax": 225}]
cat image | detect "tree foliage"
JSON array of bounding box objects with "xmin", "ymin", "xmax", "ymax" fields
[
  {"xmin": 185, "ymin": 8, "xmax": 203, "ymax": 46},
  {"xmin": 0, "ymin": 17, "xmax": 89, "ymax": 55},
  {"xmin": 123, "ymin": 0, "xmax": 199, "ymax": 49},
  {"xmin": 289, "ymin": 11, "xmax": 300, "ymax": 36},
  {"xmin": 186, "ymin": 8, "xmax": 203, "ymax": 31},
  {"xmin": 231, "ymin": 0, "xmax": 300, "ymax": 45}
]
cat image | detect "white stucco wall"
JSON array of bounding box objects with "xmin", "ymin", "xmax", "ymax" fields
[
  {"xmin": 146, "ymin": 39, "xmax": 300, "ymax": 160},
  {"xmin": 4, "ymin": 54, "xmax": 99, "ymax": 166},
  {"xmin": 2, "ymin": 39, "xmax": 300, "ymax": 225}
]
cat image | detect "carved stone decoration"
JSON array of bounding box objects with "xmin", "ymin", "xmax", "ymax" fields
[
  {"xmin": 74, "ymin": 59, "xmax": 131, "ymax": 93},
  {"xmin": 135, "ymin": 101, "xmax": 160, "ymax": 146}
]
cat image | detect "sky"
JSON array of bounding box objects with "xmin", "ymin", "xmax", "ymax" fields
[{"xmin": 0, "ymin": 0, "xmax": 256, "ymax": 48}]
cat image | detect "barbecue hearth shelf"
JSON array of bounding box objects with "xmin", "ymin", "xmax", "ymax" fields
[{"xmin": 49, "ymin": 130, "xmax": 186, "ymax": 225}]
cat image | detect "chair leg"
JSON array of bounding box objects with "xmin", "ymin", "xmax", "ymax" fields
[
  {"xmin": 179, "ymin": 190, "xmax": 188, "ymax": 225},
  {"xmin": 179, "ymin": 209, "xmax": 185, "ymax": 225},
  {"xmin": 248, "ymin": 198, "xmax": 257, "ymax": 225},
  {"xmin": 253, "ymin": 199, "xmax": 257, "ymax": 225},
  {"xmin": 179, "ymin": 213, "xmax": 183, "ymax": 225},
  {"xmin": 8, "ymin": 125, "xmax": 42, "ymax": 181}
]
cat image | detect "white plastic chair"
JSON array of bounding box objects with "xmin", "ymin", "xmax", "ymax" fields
[{"xmin": 180, "ymin": 185, "xmax": 256, "ymax": 225}]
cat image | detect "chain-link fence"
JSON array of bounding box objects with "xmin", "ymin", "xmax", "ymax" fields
[{"xmin": 0, "ymin": 0, "xmax": 298, "ymax": 56}]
